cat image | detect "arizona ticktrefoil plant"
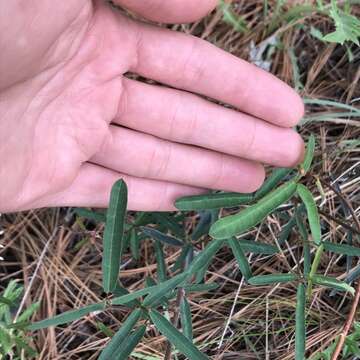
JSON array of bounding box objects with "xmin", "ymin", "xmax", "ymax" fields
[{"xmin": 23, "ymin": 134, "xmax": 359, "ymax": 359}]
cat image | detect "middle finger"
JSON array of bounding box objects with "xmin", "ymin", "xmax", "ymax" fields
[{"xmin": 116, "ymin": 78, "xmax": 304, "ymax": 168}]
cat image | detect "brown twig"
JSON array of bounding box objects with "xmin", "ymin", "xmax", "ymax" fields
[
  {"xmin": 318, "ymin": 209, "xmax": 360, "ymax": 236},
  {"xmin": 331, "ymin": 280, "xmax": 360, "ymax": 360}
]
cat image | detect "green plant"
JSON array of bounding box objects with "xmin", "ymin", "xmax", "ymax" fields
[
  {"xmin": 219, "ymin": 0, "xmax": 247, "ymax": 33},
  {"xmin": 22, "ymin": 133, "xmax": 360, "ymax": 359},
  {"xmin": 311, "ymin": 0, "xmax": 360, "ymax": 45},
  {"xmin": 310, "ymin": 322, "xmax": 360, "ymax": 359},
  {"xmin": 221, "ymin": 0, "xmax": 360, "ymax": 45},
  {"xmin": 0, "ymin": 281, "xmax": 38, "ymax": 359}
]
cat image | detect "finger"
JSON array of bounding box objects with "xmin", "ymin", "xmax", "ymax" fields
[
  {"xmin": 130, "ymin": 22, "xmax": 304, "ymax": 127},
  {"xmin": 117, "ymin": 79, "xmax": 304, "ymax": 167},
  {"xmin": 113, "ymin": 0, "xmax": 217, "ymax": 23},
  {"xmin": 39, "ymin": 163, "xmax": 204, "ymax": 211},
  {"xmin": 91, "ymin": 125, "xmax": 265, "ymax": 193}
]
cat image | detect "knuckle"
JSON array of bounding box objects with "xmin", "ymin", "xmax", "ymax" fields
[
  {"xmin": 175, "ymin": 36, "xmax": 206, "ymax": 87},
  {"xmin": 207, "ymin": 154, "xmax": 225, "ymax": 189},
  {"xmin": 146, "ymin": 140, "xmax": 172, "ymax": 179}
]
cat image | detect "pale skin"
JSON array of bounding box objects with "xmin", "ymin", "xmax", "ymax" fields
[{"xmin": 0, "ymin": 0, "xmax": 305, "ymax": 213}]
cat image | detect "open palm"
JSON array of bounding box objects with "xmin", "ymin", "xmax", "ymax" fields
[{"xmin": 0, "ymin": 0, "xmax": 304, "ymax": 213}]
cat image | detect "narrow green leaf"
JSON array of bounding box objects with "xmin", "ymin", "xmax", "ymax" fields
[
  {"xmin": 346, "ymin": 227, "xmax": 353, "ymax": 274},
  {"xmin": 296, "ymin": 210, "xmax": 308, "ymax": 242},
  {"xmin": 219, "ymin": 0, "xmax": 248, "ymax": 33},
  {"xmin": 102, "ymin": 179, "xmax": 128, "ymax": 293},
  {"xmin": 0, "ymin": 296, "xmax": 13, "ymax": 306},
  {"xmin": 17, "ymin": 302, "xmax": 40, "ymax": 323},
  {"xmin": 112, "ymin": 283, "xmax": 140, "ymax": 308},
  {"xmin": 248, "ymin": 273, "xmax": 297, "ymax": 285},
  {"xmin": 303, "ymin": 241, "xmax": 311, "ymax": 278},
  {"xmin": 186, "ymin": 239, "xmax": 225, "ymax": 278},
  {"xmin": 183, "ymin": 283, "xmax": 219, "ymax": 293},
  {"xmin": 142, "ymin": 273, "xmax": 188, "ymax": 307},
  {"xmin": 111, "ymin": 288, "xmax": 153, "ymax": 306},
  {"xmin": 133, "ymin": 212, "xmax": 153, "ymax": 226},
  {"xmin": 0, "ymin": 328, "xmax": 12, "ymax": 354},
  {"xmin": 297, "ymin": 184, "xmax": 321, "ymax": 245},
  {"xmin": 145, "ymin": 277, "xmax": 169, "ymax": 307},
  {"xmin": 141, "ymin": 227, "xmax": 183, "ymax": 247},
  {"xmin": 191, "ymin": 209, "xmax": 218, "ymax": 241},
  {"xmin": 303, "ymin": 98, "xmax": 360, "ymax": 114},
  {"xmin": 130, "ymin": 228, "xmax": 140, "ymax": 261},
  {"xmin": 254, "ymin": 168, "xmax": 293, "ymax": 200},
  {"xmin": 145, "ymin": 276, "xmax": 169, "ymax": 308},
  {"xmin": 238, "ymin": 239, "xmax": 278, "ymax": 255},
  {"xmin": 323, "ymin": 241, "xmax": 360, "ymax": 257},
  {"xmin": 295, "ymin": 284, "xmax": 306, "ymax": 360},
  {"xmin": 295, "ymin": 208, "xmax": 311, "ymax": 276},
  {"xmin": 97, "ymin": 322, "xmax": 114, "ymax": 338},
  {"xmin": 155, "ymin": 240, "xmax": 167, "ymax": 282},
  {"xmin": 278, "ymin": 216, "xmax": 297, "ymax": 245},
  {"xmin": 210, "ymin": 181, "xmax": 297, "ymax": 239},
  {"xmin": 153, "ymin": 213, "xmax": 184, "ymax": 238},
  {"xmin": 307, "ymin": 244, "xmax": 324, "ymax": 298},
  {"xmin": 312, "ymin": 275, "xmax": 355, "ymax": 295},
  {"xmin": 180, "ymin": 297, "xmax": 193, "ymax": 341},
  {"xmin": 344, "ymin": 264, "xmax": 360, "ymax": 284},
  {"xmin": 210, "ymin": 209, "xmax": 220, "ymax": 224},
  {"xmin": 29, "ymin": 302, "xmax": 105, "ymax": 331},
  {"xmin": 185, "ymin": 244, "xmax": 195, "ymax": 268},
  {"xmin": 14, "ymin": 336, "xmax": 38, "ymax": 357},
  {"xmin": 172, "ymin": 245, "xmax": 192, "ymax": 272},
  {"xmin": 6, "ymin": 320, "xmax": 30, "ymax": 330},
  {"xmin": 175, "ymin": 192, "xmax": 253, "ymax": 211},
  {"xmin": 149, "ymin": 310, "xmax": 209, "ymax": 360},
  {"xmin": 115, "ymin": 325, "xmax": 146, "ymax": 360},
  {"xmin": 145, "ymin": 277, "xmax": 157, "ymax": 288},
  {"xmin": 122, "ymin": 230, "xmax": 132, "ymax": 254},
  {"xmin": 74, "ymin": 208, "xmax": 106, "ymax": 222},
  {"xmin": 99, "ymin": 309, "xmax": 143, "ymax": 360},
  {"xmin": 194, "ymin": 267, "xmax": 209, "ymax": 284},
  {"xmin": 191, "ymin": 211, "xmax": 213, "ymax": 241},
  {"xmin": 228, "ymin": 237, "xmax": 252, "ymax": 280},
  {"xmin": 300, "ymin": 134, "xmax": 315, "ymax": 174},
  {"xmin": 112, "ymin": 274, "xmax": 188, "ymax": 307}
]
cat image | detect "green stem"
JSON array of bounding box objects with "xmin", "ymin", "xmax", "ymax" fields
[{"xmin": 307, "ymin": 244, "xmax": 324, "ymax": 298}]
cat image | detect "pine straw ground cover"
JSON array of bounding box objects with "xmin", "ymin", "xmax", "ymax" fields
[{"xmin": 1, "ymin": 1, "xmax": 360, "ymax": 359}]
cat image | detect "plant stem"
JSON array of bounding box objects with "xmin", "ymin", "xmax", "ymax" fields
[
  {"xmin": 164, "ymin": 241, "xmax": 191, "ymax": 360},
  {"xmin": 307, "ymin": 244, "xmax": 324, "ymax": 298},
  {"xmin": 164, "ymin": 288, "xmax": 185, "ymax": 360},
  {"xmin": 331, "ymin": 280, "xmax": 360, "ymax": 360}
]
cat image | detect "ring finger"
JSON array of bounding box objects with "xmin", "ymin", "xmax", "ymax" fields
[{"xmin": 91, "ymin": 125, "xmax": 265, "ymax": 193}]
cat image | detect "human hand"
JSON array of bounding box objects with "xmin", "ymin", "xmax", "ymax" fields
[{"xmin": 0, "ymin": 0, "xmax": 304, "ymax": 213}]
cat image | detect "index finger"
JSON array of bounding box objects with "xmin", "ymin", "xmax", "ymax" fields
[{"xmin": 130, "ymin": 22, "xmax": 304, "ymax": 127}]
